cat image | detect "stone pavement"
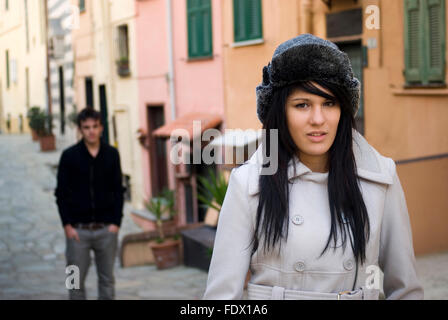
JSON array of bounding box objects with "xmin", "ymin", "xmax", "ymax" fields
[
  {"xmin": 0, "ymin": 134, "xmax": 208, "ymax": 300},
  {"xmin": 0, "ymin": 134, "xmax": 447, "ymax": 300}
]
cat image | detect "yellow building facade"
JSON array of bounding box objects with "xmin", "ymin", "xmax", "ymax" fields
[{"xmin": 0, "ymin": 0, "xmax": 48, "ymax": 134}]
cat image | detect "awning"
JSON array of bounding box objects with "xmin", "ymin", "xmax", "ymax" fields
[
  {"xmin": 208, "ymin": 129, "xmax": 262, "ymax": 148},
  {"xmin": 152, "ymin": 112, "xmax": 222, "ymax": 140},
  {"xmin": 208, "ymin": 129, "xmax": 262, "ymax": 166}
]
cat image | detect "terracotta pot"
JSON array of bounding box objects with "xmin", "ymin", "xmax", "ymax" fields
[
  {"xmin": 39, "ymin": 135, "xmax": 56, "ymax": 152},
  {"xmin": 31, "ymin": 129, "xmax": 39, "ymax": 142},
  {"xmin": 149, "ymin": 238, "xmax": 181, "ymax": 270}
]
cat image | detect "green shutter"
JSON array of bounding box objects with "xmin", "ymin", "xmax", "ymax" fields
[
  {"xmin": 246, "ymin": 0, "xmax": 262, "ymax": 40},
  {"xmin": 425, "ymin": 0, "xmax": 446, "ymax": 83},
  {"xmin": 202, "ymin": 0, "xmax": 212, "ymax": 56},
  {"xmin": 404, "ymin": 0, "xmax": 446, "ymax": 85},
  {"xmin": 234, "ymin": 0, "xmax": 246, "ymax": 42},
  {"xmin": 404, "ymin": 0, "xmax": 422, "ymax": 83},
  {"xmin": 233, "ymin": 0, "xmax": 263, "ymax": 42},
  {"xmin": 79, "ymin": 0, "xmax": 85, "ymax": 12},
  {"xmin": 187, "ymin": 0, "xmax": 212, "ymax": 59}
]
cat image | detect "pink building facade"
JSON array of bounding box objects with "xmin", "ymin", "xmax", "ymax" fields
[{"xmin": 135, "ymin": 0, "xmax": 225, "ymax": 225}]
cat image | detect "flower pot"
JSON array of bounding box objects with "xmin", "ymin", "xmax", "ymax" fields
[
  {"xmin": 149, "ymin": 238, "xmax": 181, "ymax": 270},
  {"xmin": 39, "ymin": 134, "xmax": 56, "ymax": 152},
  {"xmin": 117, "ymin": 63, "xmax": 130, "ymax": 77},
  {"xmin": 31, "ymin": 129, "xmax": 39, "ymax": 142}
]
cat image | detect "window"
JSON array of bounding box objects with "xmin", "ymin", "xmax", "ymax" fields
[
  {"xmin": 6, "ymin": 50, "xmax": 9, "ymax": 89},
  {"xmin": 117, "ymin": 25, "xmax": 129, "ymax": 60},
  {"xmin": 79, "ymin": 0, "xmax": 85, "ymax": 13},
  {"xmin": 404, "ymin": 0, "xmax": 446, "ymax": 85},
  {"xmin": 116, "ymin": 25, "xmax": 130, "ymax": 76},
  {"xmin": 233, "ymin": 0, "xmax": 263, "ymax": 43},
  {"xmin": 187, "ymin": 0, "xmax": 213, "ymax": 59}
]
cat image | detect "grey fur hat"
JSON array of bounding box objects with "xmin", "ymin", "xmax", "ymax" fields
[{"xmin": 256, "ymin": 33, "xmax": 361, "ymax": 124}]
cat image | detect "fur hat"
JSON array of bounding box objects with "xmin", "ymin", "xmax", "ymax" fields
[{"xmin": 256, "ymin": 33, "xmax": 361, "ymax": 124}]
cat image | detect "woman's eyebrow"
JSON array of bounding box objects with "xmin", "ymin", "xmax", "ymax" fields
[
  {"xmin": 290, "ymin": 97, "xmax": 310, "ymax": 101},
  {"xmin": 290, "ymin": 97, "xmax": 336, "ymax": 101}
]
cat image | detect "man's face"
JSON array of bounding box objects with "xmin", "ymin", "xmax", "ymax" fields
[{"xmin": 79, "ymin": 118, "xmax": 103, "ymax": 144}]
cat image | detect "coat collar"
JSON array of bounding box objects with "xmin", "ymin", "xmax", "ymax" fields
[
  {"xmin": 247, "ymin": 129, "xmax": 393, "ymax": 196},
  {"xmin": 78, "ymin": 139, "xmax": 105, "ymax": 160}
]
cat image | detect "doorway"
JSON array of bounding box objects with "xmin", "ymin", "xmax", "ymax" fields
[
  {"xmin": 85, "ymin": 77, "xmax": 94, "ymax": 109},
  {"xmin": 58, "ymin": 66, "xmax": 66, "ymax": 135},
  {"xmin": 99, "ymin": 85, "xmax": 109, "ymax": 145},
  {"xmin": 147, "ymin": 106, "xmax": 168, "ymax": 197}
]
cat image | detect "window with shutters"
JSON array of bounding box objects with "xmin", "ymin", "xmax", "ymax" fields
[
  {"xmin": 187, "ymin": 0, "xmax": 213, "ymax": 59},
  {"xmin": 233, "ymin": 0, "xmax": 263, "ymax": 43},
  {"xmin": 116, "ymin": 25, "xmax": 130, "ymax": 77},
  {"xmin": 404, "ymin": 0, "xmax": 446, "ymax": 86},
  {"xmin": 79, "ymin": 0, "xmax": 85, "ymax": 13}
]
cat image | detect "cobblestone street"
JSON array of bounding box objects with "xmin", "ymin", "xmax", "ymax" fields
[
  {"xmin": 0, "ymin": 134, "xmax": 447, "ymax": 300},
  {"xmin": 0, "ymin": 134, "xmax": 208, "ymax": 299}
]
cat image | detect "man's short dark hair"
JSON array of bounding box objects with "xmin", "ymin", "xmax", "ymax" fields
[{"xmin": 77, "ymin": 107, "xmax": 102, "ymax": 128}]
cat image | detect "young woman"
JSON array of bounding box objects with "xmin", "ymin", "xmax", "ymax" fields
[{"xmin": 203, "ymin": 34, "xmax": 423, "ymax": 300}]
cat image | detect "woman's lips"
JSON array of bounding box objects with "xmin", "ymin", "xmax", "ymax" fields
[{"xmin": 307, "ymin": 133, "xmax": 327, "ymax": 142}]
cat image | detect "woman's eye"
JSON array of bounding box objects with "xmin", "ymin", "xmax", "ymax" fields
[
  {"xmin": 295, "ymin": 103, "xmax": 309, "ymax": 109},
  {"xmin": 323, "ymin": 101, "xmax": 336, "ymax": 107}
]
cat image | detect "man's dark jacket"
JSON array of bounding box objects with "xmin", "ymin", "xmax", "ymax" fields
[{"xmin": 55, "ymin": 140, "xmax": 125, "ymax": 227}]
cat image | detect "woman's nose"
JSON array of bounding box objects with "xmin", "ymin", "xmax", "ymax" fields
[{"xmin": 309, "ymin": 105, "xmax": 325, "ymax": 125}]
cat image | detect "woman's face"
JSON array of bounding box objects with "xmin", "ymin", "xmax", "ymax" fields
[{"xmin": 285, "ymin": 82, "xmax": 341, "ymax": 171}]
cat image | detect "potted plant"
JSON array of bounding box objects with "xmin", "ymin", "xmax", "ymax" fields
[
  {"xmin": 27, "ymin": 106, "xmax": 41, "ymax": 141},
  {"xmin": 146, "ymin": 189, "xmax": 181, "ymax": 270},
  {"xmin": 197, "ymin": 168, "xmax": 228, "ymax": 227},
  {"xmin": 116, "ymin": 56, "xmax": 130, "ymax": 77},
  {"xmin": 34, "ymin": 110, "xmax": 56, "ymax": 152}
]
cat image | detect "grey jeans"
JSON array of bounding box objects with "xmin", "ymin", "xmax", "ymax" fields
[{"xmin": 65, "ymin": 225, "xmax": 118, "ymax": 300}]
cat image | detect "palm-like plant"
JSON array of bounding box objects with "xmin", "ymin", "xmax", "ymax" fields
[
  {"xmin": 197, "ymin": 168, "xmax": 228, "ymax": 212},
  {"xmin": 145, "ymin": 188, "xmax": 176, "ymax": 243}
]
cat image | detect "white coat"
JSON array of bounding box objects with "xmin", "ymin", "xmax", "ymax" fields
[{"xmin": 203, "ymin": 130, "xmax": 423, "ymax": 300}]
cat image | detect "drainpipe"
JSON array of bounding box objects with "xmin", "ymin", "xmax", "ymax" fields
[{"xmin": 166, "ymin": 0, "xmax": 176, "ymax": 120}]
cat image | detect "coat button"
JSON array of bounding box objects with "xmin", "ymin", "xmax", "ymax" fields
[
  {"xmin": 294, "ymin": 260, "xmax": 306, "ymax": 272},
  {"xmin": 343, "ymin": 258, "xmax": 355, "ymax": 271},
  {"xmin": 291, "ymin": 215, "xmax": 304, "ymax": 225}
]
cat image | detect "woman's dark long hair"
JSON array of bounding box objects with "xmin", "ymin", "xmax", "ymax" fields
[{"xmin": 250, "ymin": 80, "xmax": 370, "ymax": 266}]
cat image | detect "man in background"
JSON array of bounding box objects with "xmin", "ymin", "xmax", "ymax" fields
[{"xmin": 55, "ymin": 107, "xmax": 124, "ymax": 300}]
